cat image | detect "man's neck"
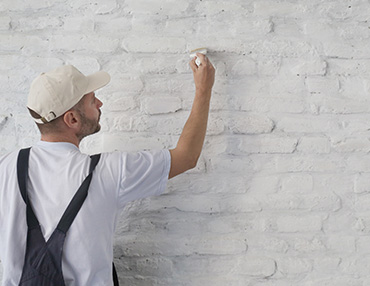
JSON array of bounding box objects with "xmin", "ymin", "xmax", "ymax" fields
[{"xmin": 40, "ymin": 134, "xmax": 80, "ymax": 148}]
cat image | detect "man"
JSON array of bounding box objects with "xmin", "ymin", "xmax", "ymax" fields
[{"xmin": 0, "ymin": 53, "xmax": 215, "ymax": 285}]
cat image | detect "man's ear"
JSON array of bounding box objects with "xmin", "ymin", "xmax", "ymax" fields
[{"xmin": 63, "ymin": 110, "xmax": 80, "ymax": 129}]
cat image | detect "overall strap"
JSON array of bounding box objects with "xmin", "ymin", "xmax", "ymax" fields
[
  {"xmin": 56, "ymin": 153, "xmax": 101, "ymax": 234},
  {"xmin": 17, "ymin": 148, "xmax": 39, "ymax": 229}
]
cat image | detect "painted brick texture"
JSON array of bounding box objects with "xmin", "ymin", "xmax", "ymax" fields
[{"xmin": 1, "ymin": 0, "xmax": 370, "ymax": 285}]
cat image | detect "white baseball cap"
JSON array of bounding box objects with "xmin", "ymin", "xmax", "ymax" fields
[{"xmin": 27, "ymin": 65, "xmax": 110, "ymax": 124}]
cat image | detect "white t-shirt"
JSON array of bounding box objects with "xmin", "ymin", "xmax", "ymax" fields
[{"xmin": 0, "ymin": 141, "xmax": 171, "ymax": 286}]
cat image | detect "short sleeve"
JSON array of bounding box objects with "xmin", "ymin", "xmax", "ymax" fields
[{"xmin": 117, "ymin": 149, "xmax": 171, "ymax": 208}]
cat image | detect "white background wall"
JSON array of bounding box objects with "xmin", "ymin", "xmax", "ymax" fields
[{"xmin": 1, "ymin": 0, "xmax": 370, "ymax": 285}]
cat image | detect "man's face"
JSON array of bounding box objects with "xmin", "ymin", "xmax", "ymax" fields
[{"xmin": 76, "ymin": 92, "xmax": 103, "ymax": 140}]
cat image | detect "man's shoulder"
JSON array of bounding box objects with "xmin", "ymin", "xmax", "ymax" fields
[
  {"xmin": 0, "ymin": 149, "xmax": 22, "ymax": 175},
  {"xmin": 0, "ymin": 149, "xmax": 21, "ymax": 163}
]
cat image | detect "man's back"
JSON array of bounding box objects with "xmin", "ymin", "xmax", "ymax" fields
[{"xmin": 0, "ymin": 141, "xmax": 170, "ymax": 285}]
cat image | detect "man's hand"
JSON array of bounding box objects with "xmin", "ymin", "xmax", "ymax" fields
[
  {"xmin": 190, "ymin": 53, "xmax": 215, "ymax": 95},
  {"xmin": 168, "ymin": 54, "xmax": 215, "ymax": 179}
]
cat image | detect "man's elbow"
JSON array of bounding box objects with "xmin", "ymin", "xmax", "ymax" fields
[{"xmin": 187, "ymin": 155, "xmax": 199, "ymax": 170}]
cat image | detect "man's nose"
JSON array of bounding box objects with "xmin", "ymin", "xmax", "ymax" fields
[{"xmin": 97, "ymin": 98, "xmax": 103, "ymax": 108}]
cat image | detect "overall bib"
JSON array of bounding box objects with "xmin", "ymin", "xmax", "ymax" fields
[{"xmin": 16, "ymin": 148, "xmax": 119, "ymax": 286}]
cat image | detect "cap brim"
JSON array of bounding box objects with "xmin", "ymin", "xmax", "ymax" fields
[{"xmin": 85, "ymin": 71, "xmax": 111, "ymax": 94}]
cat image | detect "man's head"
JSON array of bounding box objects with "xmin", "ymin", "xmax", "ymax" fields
[{"xmin": 27, "ymin": 65, "xmax": 110, "ymax": 140}]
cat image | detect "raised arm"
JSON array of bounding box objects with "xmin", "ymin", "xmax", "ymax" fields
[{"xmin": 168, "ymin": 53, "xmax": 215, "ymax": 179}]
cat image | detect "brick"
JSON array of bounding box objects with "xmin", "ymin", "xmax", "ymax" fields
[
  {"xmin": 324, "ymin": 213, "xmax": 357, "ymax": 233},
  {"xmin": 124, "ymin": 0, "xmax": 189, "ymax": 14},
  {"xmin": 120, "ymin": 257, "xmax": 173, "ymax": 277},
  {"xmin": 149, "ymin": 193, "xmax": 261, "ymax": 214},
  {"xmin": 354, "ymin": 173, "xmax": 370, "ymax": 194},
  {"xmin": 14, "ymin": 16, "xmax": 61, "ymax": 31},
  {"xmin": 287, "ymin": 58, "xmax": 327, "ymax": 76},
  {"xmin": 167, "ymin": 173, "xmax": 245, "ymax": 194},
  {"xmin": 276, "ymin": 215, "xmax": 323, "ymax": 232},
  {"xmin": 63, "ymin": 17, "xmax": 94, "ymax": 32},
  {"xmin": 245, "ymin": 39, "xmax": 316, "ymax": 58},
  {"xmin": 182, "ymin": 276, "xmax": 250, "ymax": 286},
  {"xmin": 126, "ymin": 55, "xmax": 180, "ymax": 75},
  {"xmin": 257, "ymin": 56, "xmax": 281, "ymax": 75},
  {"xmin": 122, "ymin": 36, "xmax": 186, "ymax": 53},
  {"xmin": 239, "ymin": 256, "xmax": 277, "ymax": 278},
  {"xmin": 316, "ymin": 1, "xmax": 370, "ymax": 21},
  {"xmin": 303, "ymin": 20, "xmax": 337, "ymax": 41},
  {"xmin": 327, "ymin": 59, "xmax": 370, "ymax": 77},
  {"xmin": 164, "ymin": 18, "xmax": 204, "ymax": 37},
  {"xmin": 303, "ymin": 277, "xmax": 362, "ymax": 286},
  {"xmin": 263, "ymin": 193, "xmax": 341, "ymax": 212},
  {"xmin": 95, "ymin": 16, "xmax": 131, "ymax": 36},
  {"xmin": 354, "ymin": 194, "xmax": 370, "ymax": 212},
  {"xmin": 65, "ymin": 57, "xmax": 100, "ymax": 75},
  {"xmin": 104, "ymin": 75, "xmax": 144, "ymax": 95},
  {"xmin": 140, "ymin": 74, "xmax": 192, "ymax": 95},
  {"xmin": 269, "ymin": 77, "xmax": 306, "ymax": 95},
  {"xmin": 0, "ymin": 0, "xmax": 51, "ymax": 11},
  {"xmin": 292, "ymin": 237, "xmax": 325, "ymax": 253},
  {"xmin": 206, "ymin": 114, "xmax": 225, "ymax": 135},
  {"xmin": 239, "ymin": 97, "xmax": 306, "ymax": 113},
  {"xmin": 339, "ymin": 77, "xmax": 368, "ymax": 100},
  {"xmin": 228, "ymin": 113, "xmax": 274, "ymax": 134},
  {"xmin": 270, "ymin": 18, "xmax": 303, "ymax": 38},
  {"xmin": 297, "ymin": 136, "xmax": 330, "ymax": 154},
  {"xmin": 230, "ymin": 58, "xmax": 257, "ymax": 76},
  {"xmin": 277, "ymin": 116, "xmax": 337, "ymax": 133},
  {"xmin": 70, "ymin": 0, "xmax": 117, "ymax": 14},
  {"xmin": 246, "ymin": 175, "xmax": 280, "ymax": 195},
  {"xmin": 332, "ymin": 137, "xmax": 370, "ymax": 152},
  {"xmin": 277, "ymin": 257, "xmax": 312, "ymax": 276},
  {"xmin": 239, "ymin": 135, "xmax": 298, "ymax": 154},
  {"xmin": 195, "ymin": 1, "xmax": 246, "ymax": 15},
  {"xmin": 24, "ymin": 57, "xmax": 64, "ymax": 73},
  {"xmin": 201, "ymin": 136, "xmax": 229, "ymax": 158},
  {"xmin": 323, "ymin": 40, "xmax": 370, "ymax": 59},
  {"xmin": 116, "ymin": 233, "xmax": 248, "ymax": 256},
  {"xmin": 103, "ymin": 95, "xmax": 137, "ymax": 112},
  {"xmin": 254, "ymin": 1, "xmax": 307, "ymax": 17},
  {"xmin": 326, "ymin": 235, "xmax": 355, "ymax": 253},
  {"xmin": 111, "ymin": 115, "xmax": 132, "ymax": 131},
  {"xmin": 356, "ymin": 236, "xmax": 370, "ymax": 254},
  {"xmin": 276, "ymin": 155, "xmax": 345, "ymax": 172},
  {"xmin": 49, "ymin": 35, "xmax": 119, "ymax": 53},
  {"xmin": 131, "ymin": 15, "xmax": 166, "ymax": 36},
  {"xmin": 0, "ymin": 16, "xmax": 11, "ymax": 30},
  {"xmin": 141, "ymin": 97, "xmax": 181, "ymax": 115},
  {"xmin": 0, "ymin": 34, "xmax": 49, "ymax": 54},
  {"xmin": 247, "ymin": 235, "xmax": 289, "ymax": 253},
  {"xmin": 280, "ymin": 174, "xmax": 313, "ymax": 193},
  {"xmin": 313, "ymin": 257, "xmax": 341, "ymax": 274},
  {"xmin": 305, "ymin": 77, "xmax": 340, "ymax": 94},
  {"xmin": 347, "ymin": 154, "xmax": 370, "ymax": 172},
  {"xmin": 338, "ymin": 22, "xmax": 370, "ymax": 41},
  {"xmin": 341, "ymin": 256, "xmax": 370, "ymax": 277}
]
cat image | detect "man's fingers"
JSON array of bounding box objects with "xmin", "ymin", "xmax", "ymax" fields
[
  {"xmin": 196, "ymin": 53, "xmax": 207, "ymax": 62},
  {"xmin": 189, "ymin": 57, "xmax": 198, "ymax": 72}
]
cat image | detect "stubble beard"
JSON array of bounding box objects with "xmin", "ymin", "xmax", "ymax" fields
[{"xmin": 76, "ymin": 110, "xmax": 101, "ymax": 141}]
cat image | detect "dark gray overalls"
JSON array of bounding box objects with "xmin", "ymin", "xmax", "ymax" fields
[{"xmin": 16, "ymin": 148, "xmax": 119, "ymax": 286}]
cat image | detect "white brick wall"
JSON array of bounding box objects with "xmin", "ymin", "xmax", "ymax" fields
[{"xmin": 1, "ymin": 0, "xmax": 370, "ymax": 285}]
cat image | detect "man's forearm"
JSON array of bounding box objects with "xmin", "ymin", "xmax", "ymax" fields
[
  {"xmin": 169, "ymin": 53, "xmax": 215, "ymax": 179},
  {"xmin": 176, "ymin": 90, "xmax": 211, "ymax": 167}
]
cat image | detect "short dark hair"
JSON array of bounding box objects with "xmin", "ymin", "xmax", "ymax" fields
[
  {"xmin": 28, "ymin": 108, "xmax": 65, "ymax": 135},
  {"xmin": 28, "ymin": 95, "xmax": 87, "ymax": 135}
]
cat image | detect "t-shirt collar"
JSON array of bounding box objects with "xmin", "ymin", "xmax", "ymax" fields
[{"xmin": 35, "ymin": 141, "xmax": 80, "ymax": 152}]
